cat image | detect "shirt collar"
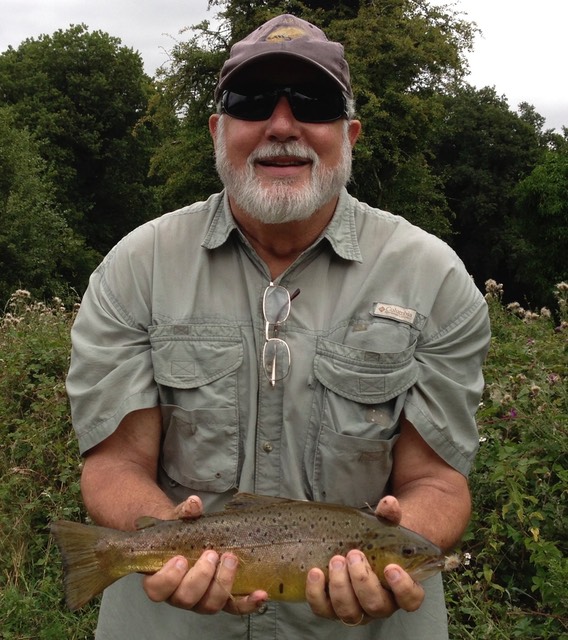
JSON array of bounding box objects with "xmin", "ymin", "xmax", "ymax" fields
[
  {"xmin": 322, "ymin": 188, "xmax": 363, "ymax": 262},
  {"xmin": 202, "ymin": 188, "xmax": 363, "ymax": 263},
  {"xmin": 201, "ymin": 191, "xmax": 238, "ymax": 249}
]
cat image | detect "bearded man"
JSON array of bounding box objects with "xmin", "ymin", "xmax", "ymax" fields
[{"xmin": 67, "ymin": 14, "xmax": 490, "ymax": 640}]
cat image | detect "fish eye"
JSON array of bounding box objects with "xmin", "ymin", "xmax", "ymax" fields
[{"xmin": 401, "ymin": 545, "xmax": 416, "ymax": 557}]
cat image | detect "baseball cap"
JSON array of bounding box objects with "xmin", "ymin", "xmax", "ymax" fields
[{"xmin": 215, "ymin": 14, "xmax": 352, "ymax": 101}]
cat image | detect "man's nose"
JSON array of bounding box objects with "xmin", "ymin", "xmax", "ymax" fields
[{"xmin": 265, "ymin": 96, "xmax": 301, "ymax": 140}]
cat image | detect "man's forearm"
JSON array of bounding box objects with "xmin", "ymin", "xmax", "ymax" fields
[
  {"xmin": 396, "ymin": 476, "xmax": 472, "ymax": 551},
  {"xmin": 80, "ymin": 407, "xmax": 176, "ymax": 531}
]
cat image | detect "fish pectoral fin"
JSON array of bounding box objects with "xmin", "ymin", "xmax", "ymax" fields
[
  {"xmin": 135, "ymin": 516, "xmax": 166, "ymax": 530},
  {"xmin": 225, "ymin": 493, "xmax": 301, "ymax": 511}
]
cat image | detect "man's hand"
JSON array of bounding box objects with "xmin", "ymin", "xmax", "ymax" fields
[
  {"xmin": 142, "ymin": 495, "xmax": 268, "ymax": 615},
  {"xmin": 305, "ymin": 495, "xmax": 424, "ymax": 624}
]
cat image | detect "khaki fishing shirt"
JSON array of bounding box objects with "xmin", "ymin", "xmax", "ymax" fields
[{"xmin": 67, "ymin": 188, "xmax": 490, "ymax": 639}]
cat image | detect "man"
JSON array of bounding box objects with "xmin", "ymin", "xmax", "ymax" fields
[{"xmin": 67, "ymin": 13, "xmax": 490, "ymax": 639}]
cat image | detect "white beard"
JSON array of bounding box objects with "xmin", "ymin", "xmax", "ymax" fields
[{"xmin": 214, "ymin": 117, "xmax": 353, "ymax": 224}]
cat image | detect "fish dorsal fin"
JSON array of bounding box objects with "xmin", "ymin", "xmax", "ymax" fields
[
  {"xmin": 135, "ymin": 516, "xmax": 165, "ymax": 530},
  {"xmin": 224, "ymin": 492, "xmax": 296, "ymax": 511}
]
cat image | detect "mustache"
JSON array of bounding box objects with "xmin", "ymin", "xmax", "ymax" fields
[{"xmin": 248, "ymin": 142, "xmax": 319, "ymax": 165}]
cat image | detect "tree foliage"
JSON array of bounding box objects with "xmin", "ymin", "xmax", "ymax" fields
[
  {"xmin": 0, "ymin": 108, "xmax": 97, "ymax": 306},
  {"xmin": 429, "ymin": 86, "xmax": 546, "ymax": 296},
  {"xmin": 0, "ymin": 3, "xmax": 565, "ymax": 306},
  {"xmin": 0, "ymin": 25, "xmax": 161, "ymax": 260},
  {"xmin": 509, "ymin": 145, "xmax": 568, "ymax": 305}
]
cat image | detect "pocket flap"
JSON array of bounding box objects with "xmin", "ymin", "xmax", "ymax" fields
[
  {"xmin": 314, "ymin": 337, "xmax": 418, "ymax": 403},
  {"xmin": 150, "ymin": 324, "xmax": 243, "ymax": 389}
]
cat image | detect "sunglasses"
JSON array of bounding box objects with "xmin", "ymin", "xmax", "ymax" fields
[{"xmin": 221, "ymin": 86, "xmax": 347, "ymax": 123}]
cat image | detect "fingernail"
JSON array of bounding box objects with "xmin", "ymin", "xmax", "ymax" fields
[
  {"xmin": 175, "ymin": 557, "xmax": 188, "ymax": 571},
  {"xmin": 205, "ymin": 551, "xmax": 219, "ymax": 565},
  {"xmin": 385, "ymin": 567, "xmax": 401, "ymax": 584},
  {"xmin": 222, "ymin": 555, "xmax": 238, "ymax": 569},
  {"xmin": 307, "ymin": 569, "xmax": 320, "ymax": 583},
  {"xmin": 331, "ymin": 558, "xmax": 345, "ymax": 571},
  {"xmin": 348, "ymin": 552, "xmax": 363, "ymax": 566}
]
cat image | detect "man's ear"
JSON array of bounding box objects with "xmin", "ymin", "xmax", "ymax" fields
[
  {"xmin": 348, "ymin": 119, "xmax": 362, "ymax": 147},
  {"xmin": 209, "ymin": 113, "xmax": 221, "ymax": 148}
]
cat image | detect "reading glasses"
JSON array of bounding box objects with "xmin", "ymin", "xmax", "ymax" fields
[{"xmin": 262, "ymin": 282, "xmax": 300, "ymax": 387}]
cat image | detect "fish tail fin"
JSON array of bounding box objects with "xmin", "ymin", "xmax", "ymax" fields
[{"xmin": 50, "ymin": 520, "xmax": 119, "ymax": 611}]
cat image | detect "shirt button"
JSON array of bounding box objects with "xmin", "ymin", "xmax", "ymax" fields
[
  {"xmin": 262, "ymin": 441, "xmax": 273, "ymax": 453},
  {"xmin": 257, "ymin": 603, "xmax": 268, "ymax": 614}
]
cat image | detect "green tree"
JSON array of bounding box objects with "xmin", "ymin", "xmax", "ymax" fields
[
  {"xmin": 509, "ymin": 144, "xmax": 568, "ymax": 306},
  {"xmin": 149, "ymin": 21, "xmax": 226, "ymax": 211},
  {"xmin": 429, "ymin": 85, "xmax": 545, "ymax": 298},
  {"xmin": 0, "ymin": 107, "xmax": 97, "ymax": 306},
  {"xmin": 0, "ymin": 25, "xmax": 161, "ymax": 259}
]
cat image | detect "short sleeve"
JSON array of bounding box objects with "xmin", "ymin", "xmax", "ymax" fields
[
  {"xmin": 404, "ymin": 271, "xmax": 490, "ymax": 476},
  {"xmin": 66, "ymin": 233, "xmax": 159, "ymax": 454}
]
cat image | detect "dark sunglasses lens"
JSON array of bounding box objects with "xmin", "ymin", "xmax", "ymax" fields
[
  {"xmin": 223, "ymin": 91, "xmax": 276, "ymax": 121},
  {"xmin": 223, "ymin": 87, "xmax": 345, "ymax": 123},
  {"xmin": 289, "ymin": 89, "xmax": 345, "ymax": 122}
]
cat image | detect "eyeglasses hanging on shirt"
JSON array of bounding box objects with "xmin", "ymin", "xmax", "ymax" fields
[{"xmin": 262, "ymin": 283, "xmax": 301, "ymax": 387}]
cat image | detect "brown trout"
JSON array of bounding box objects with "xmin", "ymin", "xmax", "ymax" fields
[{"xmin": 50, "ymin": 493, "xmax": 446, "ymax": 611}]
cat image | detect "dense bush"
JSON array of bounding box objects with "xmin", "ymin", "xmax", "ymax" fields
[
  {"xmin": 0, "ymin": 285, "xmax": 566, "ymax": 638},
  {"xmin": 446, "ymin": 281, "xmax": 568, "ymax": 639},
  {"xmin": 0, "ymin": 291, "xmax": 97, "ymax": 638}
]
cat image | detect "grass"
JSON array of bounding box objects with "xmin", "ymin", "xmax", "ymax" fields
[{"xmin": 0, "ymin": 284, "xmax": 566, "ymax": 639}]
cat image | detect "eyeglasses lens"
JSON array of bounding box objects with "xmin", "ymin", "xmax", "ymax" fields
[{"xmin": 263, "ymin": 284, "xmax": 294, "ymax": 386}]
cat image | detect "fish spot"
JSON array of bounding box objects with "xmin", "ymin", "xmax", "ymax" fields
[{"xmin": 279, "ymin": 583, "xmax": 284, "ymax": 594}]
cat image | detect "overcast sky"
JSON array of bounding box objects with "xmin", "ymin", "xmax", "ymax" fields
[{"xmin": 0, "ymin": 0, "xmax": 566, "ymax": 131}]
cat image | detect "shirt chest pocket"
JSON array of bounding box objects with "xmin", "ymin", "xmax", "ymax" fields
[
  {"xmin": 149, "ymin": 325, "xmax": 243, "ymax": 494},
  {"xmin": 308, "ymin": 336, "xmax": 419, "ymax": 506}
]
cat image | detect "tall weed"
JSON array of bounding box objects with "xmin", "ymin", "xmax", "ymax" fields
[
  {"xmin": 446, "ymin": 281, "xmax": 568, "ymax": 639},
  {"xmin": 0, "ymin": 291, "xmax": 97, "ymax": 638}
]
